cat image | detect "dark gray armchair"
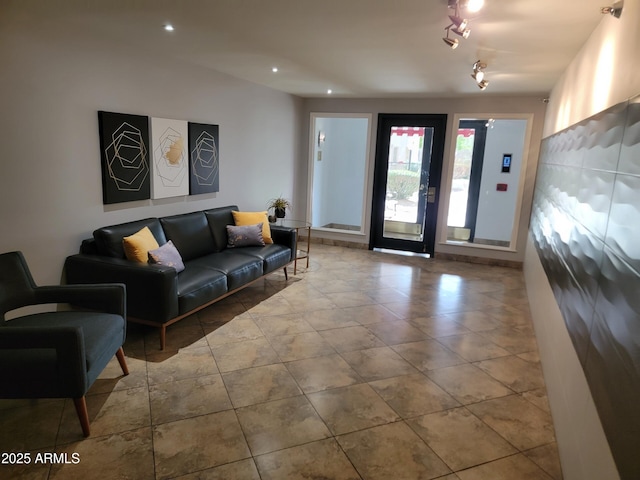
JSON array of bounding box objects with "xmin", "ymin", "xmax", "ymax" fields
[{"xmin": 0, "ymin": 251, "xmax": 129, "ymax": 437}]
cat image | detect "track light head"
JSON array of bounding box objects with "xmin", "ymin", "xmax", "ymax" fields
[
  {"xmin": 477, "ymin": 80, "xmax": 489, "ymax": 90},
  {"xmin": 471, "ymin": 71, "xmax": 484, "ymax": 83},
  {"xmin": 601, "ymin": 5, "xmax": 623, "ymax": 18},
  {"xmin": 443, "ymin": 36, "xmax": 459, "ymax": 49},
  {"xmin": 452, "ymin": 26, "xmax": 471, "ymax": 38},
  {"xmin": 448, "ymin": 14, "xmax": 469, "ymax": 31}
]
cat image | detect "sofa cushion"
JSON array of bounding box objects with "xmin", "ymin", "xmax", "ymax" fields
[
  {"xmin": 195, "ymin": 252, "xmax": 264, "ymax": 290},
  {"xmin": 160, "ymin": 211, "xmax": 215, "ymax": 262},
  {"xmin": 232, "ymin": 211, "xmax": 273, "ymax": 244},
  {"xmin": 123, "ymin": 226, "xmax": 160, "ymax": 263},
  {"xmin": 148, "ymin": 240, "xmax": 185, "ymax": 273},
  {"xmin": 94, "ymin": 218, "xmax": 166, "ymax": 259},
  {"xmin": 204, "ymin": 206, "xmax": 238, "ymax": 252},
  {"xmin": 176, "ymin": 265, "xmax": 228, "ymax": 315},
  {"xmin": 234, "ymin": 244, "xmax": 292, "ymax": 274},
  {"xmin": 226, "ymin": 223, "xmax": 265, "ymax": 248}
]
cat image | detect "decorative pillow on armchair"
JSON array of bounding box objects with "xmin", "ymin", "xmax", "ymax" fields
[
  {"xmin": 148, "ymin": 240, "xmax": 185, "ymax": 273},
  {"xmin": 226, "ymin": 223, "xmax": 265, "ymax": 248}
]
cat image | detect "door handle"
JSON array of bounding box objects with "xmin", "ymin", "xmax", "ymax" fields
[{"xmin": 427, "ymin": 187, "xmax": 437, "ymax": 203}]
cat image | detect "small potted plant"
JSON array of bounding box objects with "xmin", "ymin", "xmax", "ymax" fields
[{"xmin": 267, "ymin": 196, "xmax": 291, "ymax": 219}]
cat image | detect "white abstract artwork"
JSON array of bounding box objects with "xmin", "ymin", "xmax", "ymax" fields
[{"xmin": 151, "ymin": 117, "xmax": 189, "ymax": 199}]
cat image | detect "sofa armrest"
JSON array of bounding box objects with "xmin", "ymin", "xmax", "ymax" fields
[
  {"xmin": 270, "ymin": 226, "xmax": 297, "ymax": 254},
  {"xmin": 64, "ymin": 254, "xmax": 179, "ymax": 324}
]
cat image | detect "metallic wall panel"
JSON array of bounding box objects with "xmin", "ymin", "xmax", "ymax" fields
[{"xmin": 531, "ymin": 94, "xmax": 640, "ymax": 480}]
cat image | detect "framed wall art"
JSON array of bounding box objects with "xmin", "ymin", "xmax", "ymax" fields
[
  {"xmin": 98, "ymin": 111, "xmax": 151, "ymax": 205},
  {"xmin": 188, "ymin": 122, "xmax": 219, "ymax": 195},
  {"xmin": 150, "ymin": 117, "xmax": 189, "ymax": 199}
]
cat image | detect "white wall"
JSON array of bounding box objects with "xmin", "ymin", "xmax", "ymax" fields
[
  {"xmin": 475, "ymin": 119, "xmax": 527, "ymax": 242},
  {"xmin": 0, "ymin": 8, "xmax": 303, "ymax": 284},
  {"xmin": 524, "ymin": 1, "xmax": 640, "ymax": 479}
]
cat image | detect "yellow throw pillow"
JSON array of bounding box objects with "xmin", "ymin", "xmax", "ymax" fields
[
  {"xmin": 122, "ymin": 226, "xmax": 160, "ymax": 262},
  {"xmin": 232, "ymin": 211, "xmax": 273, "ymax": 244}
]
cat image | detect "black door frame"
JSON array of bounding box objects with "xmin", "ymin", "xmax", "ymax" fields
[
  {"xmin": 369, "ymin": 113, "xmax": 447, "ymax": 254},
  {"xmin": 459, "ymin": 120, "xmax": 488, "ymax": 242}
]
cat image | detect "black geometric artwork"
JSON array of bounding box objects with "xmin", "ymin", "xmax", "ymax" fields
[
  {"xmin": 98, "ymin": 111, "xmax": 151, "ymax": 204},
  {"xmin": 188, "ymin": 122, "xmax": 219, "ymax": 195}
]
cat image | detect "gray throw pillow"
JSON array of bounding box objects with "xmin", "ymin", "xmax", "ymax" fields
[
  {"xmin": 148, "ymin": 240, "xmax": 185, "ymax": 272},
  {"xmin": 226, "ymin": 223, "xmax": 265, "ymax": 248}
]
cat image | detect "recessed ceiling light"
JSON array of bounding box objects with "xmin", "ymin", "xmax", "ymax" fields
[
  {"xmin": 272, "ymin": 67, "xmax": 279, "ymax": 73},
  {"xmin": 164, "ymin": 24, "xmax": 174, "ymax": 32},
  {"xmin": 327, "ymin": 89, "xmax": 333, "ymax": 95}
]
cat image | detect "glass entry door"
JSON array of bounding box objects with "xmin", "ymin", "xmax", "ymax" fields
[{"xmin": 370, "ymin": 114, "xmax": 447, "ymax": 254}]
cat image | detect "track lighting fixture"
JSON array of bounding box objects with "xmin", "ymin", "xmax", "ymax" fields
[
  {"xmin": 442, "ymin": 26, "xmax": 459, "ymax": 49},
  {"xmin": 471, "ymin": 61, "xmax": 489, "ymax": 90},
  {"xmin": 443, "ymin": 0, "xmax": 479, "ymax": 49},
  {"xmin": 601, "ymin": 2, "xmax": 623, "ymax": 18}
]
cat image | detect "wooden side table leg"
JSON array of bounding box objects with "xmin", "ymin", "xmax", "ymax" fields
[{"xmin": 306, "ymin": 226, "xmax": 311, "ymax": 269}]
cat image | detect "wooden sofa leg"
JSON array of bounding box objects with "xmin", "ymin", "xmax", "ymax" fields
[
  {"xmin": 115, "ymin": 347, "xmax": 129, "ymax": 376},
  {"xmin": 159, "ymin": 325, "xmax": 166, "ymax": 351},
  {"xmin": 73, "ymin": 397, "xmax": 91, "ymax": 437},
  {"xmin": 283, "ymin": 266, "xmax": 289, "ymax": 281}
]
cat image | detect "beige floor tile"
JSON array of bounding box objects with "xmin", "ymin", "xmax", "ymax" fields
[
  {"xmin": 0, "ymin": 400, "xmax": 63, "ymax": 451},
  {"xmin": 172, "ymin": 458, "xmax": 261, "ymax": 479},
  {"xmin": 319, "ymin": 326, "xmax": 385, "ymax": 353},
  {"xmin": 443, "ymin": 311, "xmax": 505, "ymax": 332},
  {"xmin": 301, "ymin": 308, "xmax": 361, "ymax": 330},
  {"xmin": 246, "ymin": 295, "xmax": 296, "ymax": 316},
  {"xmin": 268, "ymin": 331, "xmax": 337, "ymax": 361},
  {"xmin": 522, "ymin": 388, "xmax": 552, "ymax": 414},
  {"xmin": 407, "ymin": 407, "xmax": 517, "ymax": 470},
  {"xmin": 221, "ymin": 364, "xmax": 302, "ymax": 408},
  {"xmin": 153, "ymin": 410, "xmax": 251, "ymax": 479},
  {"xmin": 146, "ymin": 346, "xmax": 219, "ymax": 385},
  {"xmin": 467, "ymin": 395, "xmax": 556, "ymax": 451},
  {"xmin": 525, "ymin": 443, "xmax": 564, "ymax": 480},
  {"xmin": 324, "ymin": 291, "xmax": 378, "ymax": 308},
  {"xmin": 474, "ymin": 355, "xmax": 546, "ymax": 393},
  {"xmin": 410, "ymin": 315, "xmax": 472, "ymax": 338},
  {"xmin": 436, "ymin": 333, "xmax": 511, "ymax": 362},
  {"xmin": 255, "ymin": 438, "xmax": 361, "ymax": 480},
  {"xmin": 88, "ymin": 355, "xmax": 148, "ymax": 395},
  {"xmin": 479, "ymin": 326, "xmax": 539, "ymax": 354},
  {"xmin": 425, "ymin": 364, "xmax": 513, "ymax": 404},
  {"xmin": 254, "ymin": 313, "xmax": 316, "ymax": 338},
  {"xmin": 342, "ymin": 304, "xmax": 402, "ymax": 325},
  {"xmin": 285, "ymin": 354, "xmax": 362, "ymax": 393},
  {"xmin": 58, "ymin": 386, "xmax": 150, "ymax": 442},
  {"xmin": 456, "ymin": 454, "xmax": 554, "ymax": 480},
  {"xmin": 211, "ymin": 337, "xmax": 280, "ymax": 372},
  {"xmin": 205, "ymin": 317, "xmax": 265, "ymax": 346},
  {"xmin": 307, "ymin": 383, "xmax": 400, "ymax": 435},
  {"xmin": 369, "ymin": 373, "xmax": 459, "ymax": 418},
  {"xmin": 392, "ymin": 339, "xmax": 466, "ymax": 371},
  {"xmin": 379, "ymin": 301, "xmax": 430, "ymax": 320},
  {"xmin": 337, "ymin": 421, "xmax": 451, "ymax": 480},
  {"xmin": 341, "ymin": 346, "xmax": 419, "ymax": 381},
  {"xmin": 366, "ymin": 320, "xmax": 431, "ymax": 345},
  {"xmin": 236, "ymin": 396, "xmax": 331, "ymax": 456},
  {"xmin": 198, "ymin": 299, "xmax": 248, "ymax": 324},
  {"xmin": 149, "ymin": 374, "xmax": 232, "ymax": 424},
  {"xmin": 49, "ymin": 428, "xmax": 155, "ymax": 480}
]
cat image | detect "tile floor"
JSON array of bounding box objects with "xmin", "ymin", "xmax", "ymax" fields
[{"xmin": 0, "ymin": 244, "xmax": 563, "ymax": 480}]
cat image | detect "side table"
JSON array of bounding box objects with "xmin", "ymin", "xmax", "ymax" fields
[{"xmin": 276, "ymin": 219, "xmax": 311, "ymax": 274}]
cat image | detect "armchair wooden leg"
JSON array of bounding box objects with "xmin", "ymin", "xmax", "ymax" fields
[
  {"xmin": 73, "ymin": 397, "xmax": 91, "ymax": 437},
  {"xmin": 115, "ymin": 347, "xmax": 129, "ymax": 376},
  {"xmin": 283, "ymin": 266, "xmax": 289, "ymax": 281}
]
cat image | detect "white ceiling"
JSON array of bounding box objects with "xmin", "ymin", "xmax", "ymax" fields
[{"xmin": 11, "ymin": 0, "xmax": 610, "ymax": 97}]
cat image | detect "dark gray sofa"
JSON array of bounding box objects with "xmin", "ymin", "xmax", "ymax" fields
[{"xmin": 64, "ymin": 205, "xmax": 296, "ymax": 349}]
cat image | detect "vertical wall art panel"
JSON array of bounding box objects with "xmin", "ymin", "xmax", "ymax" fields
[
  {"xmin": 98, "ymin": 111, "xmax": 150, "ymax": 204},
  {"xmin": 150, "ymin": 117, "xmax": 189, "ymax": 199},
  {"xmin": 530, "ymin": 95, "xmax": 640, "ymax": 480},
  {"xmin": 188, "ymin": 122, "xmax": 219, "ymax": 195}
]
